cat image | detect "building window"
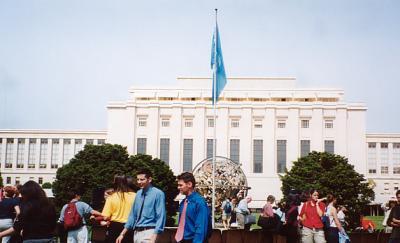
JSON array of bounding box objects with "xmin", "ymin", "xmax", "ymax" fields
[
  {"xmin": 97, "ymin": 139, "xmax": 105, "ymax": 145},
  {"xmin": 277, "ymin": 120, "xmax": 286, "ymax": 129},
  {"xmin": 207, "ymin": 118, "xmax": 214, "ymax": 128},
  {"xmin": 184, "ymin": 119, "xmax": 193, "ymax": 128},
  {"xmin": 38, "ymin": 177, "xmax": 43, "ymax": 185},
  {"xmin": 5, "ymin": 138, "xmax": 14, "ymax": 168},
  {"xmin": 300, "ymin": 140, "xmax": 310, "ymax": 157},
  {"xmin": 231, "ymin": 119, "xmax": 240, "ymax": 128},
  {"xmin": 161, "ymin": 119, "xmax": 170, "ymax": 127},
  {"xmin": 381, "ymin": 143, "xmax": 389, "ymax": 174},
  {"xmin": 393, "ymin": 143, "xmax": 400, "ymax": 174},
  {"xmin": 160, "ymin": 138, "xmax": 170, "ymax": 165},
  {"xmin": 63, "ymin": 139, "xmax": 72, "ymax": 165},
  {"xmin": 137, "ymin": 138, "xmax": 147, "ymax": 154},
  {"xmin": 28, "ymin": 138, "xmax": 36, "ymax": 168},
  {"xmin": 138, "ymin": 117, "xmax": 147, "ymax": 127},
  {"xmin": 86, "ymin": 139, "xmax": 94, "ymax": 145},
  {"xmin": 325, "ymin": 120, "xmax": 334, "ymax": 129},
  {"xmin": 74, "ymin": 139, "xmax": 83, "ymax": 154},
  {"xmin": 183, "ymin": 139, "xmax": 193, "ymax": 172},
  {"xmin": 15, "ymin": 177, "xmax": 20, "ymax": 185},
  {"xmin": 324, "ymin": 140, "xmax": 335, "ymax": 154},
  {"xmin": 230, "ymin": 139, "xmax": 240, "ymax": 164},
  {"xmin": 51, "ymin": 139, "xmax": 59, "ymax": 169},
  {"xmin": 39, "ymin": 139, "xmax": 48, "ymax": 168},
  {"xmin": 206, "ymin": 139, "xmax": 215, "ymax": 159},
  {"xmin": 277, "ymin": 140, "xmax": 287, "ymax": 173},
  {"xmin": 254, "ymin": 119, "xmax": 263, "ymax": 128},
  {"xmin": 367, "ymin": 142, "xmax": 377, "ymax": 174},
  {"xmin": 253, "ymin": 140, "xmax": 263, "ymax": 173},
  {"xmin": 17, "ymin": 138, "xmax": 25, "ymax": 168},
  {"xmin": 6, "ymin": 177, "xmax": 11, "ymax": 184},
  {"xmin": 0, "ymin": 139, "xmax": 2, "ymax": 165},
  {"xmin": 301, "ymin": 120, "xmax": 309, "ymax": 129}
]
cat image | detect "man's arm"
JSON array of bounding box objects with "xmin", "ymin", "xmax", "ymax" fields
[
  {"xmin": 154, "ymin": 191, "xmax": 166, "ymax": 234},
  {"xmin": 193, "ymin": 201, "xmax": 210, "ymax": 243},
  {"xmin": 117, "ymin": 199, "xmax": 138, "ymax": 243}
]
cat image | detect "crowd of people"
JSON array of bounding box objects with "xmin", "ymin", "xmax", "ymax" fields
[
  {"xmin": 0, "ymin": 170, "xmax": 211, "ymax": 243},
  {"xmin": 1, "ymin": 176, "xmax": 400, "ymax": 243}
]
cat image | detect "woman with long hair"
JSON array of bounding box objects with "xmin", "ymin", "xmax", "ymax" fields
[
  {"xmin": 0, "ymin": 181, "xmax": 56, "ymax": 243},
  {"xmin": 325, "ymin": 194, "xmax": 344, "ymax": 243},
  {"xmin": 101, "ymin": 175, "xmax": 136, "ymax": 243},
  {"xmin": 299, "ymin": 189, "xmax": 326, "ymax": 243}
]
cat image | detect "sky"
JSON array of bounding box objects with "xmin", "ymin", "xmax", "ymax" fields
[{"xmin": 0, "ymin": 0, "xmax": 399, "ymax": 132}]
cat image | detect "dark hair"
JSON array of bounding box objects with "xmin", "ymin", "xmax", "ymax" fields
[
  {"xmin": 126, "ymin": 176, "xmax": 138, "ymax": 192},
  {"xmin": 267, "ymin": 195, "xmax": 275, "ymax": 203},
  {"xmin": 137, "ymin": 168, "xmax": 152, "ymax": 179},
  {"xmin": 396, "ymin": 190, "xmax": 400, "ymax": 197},
  {"xmin": 20, "ymin": 181, "xmax": 48, "ymax": 202},
  {"xmin": 113, "ymin": 175, "xmax": 130, "ymax": 193},
  {"xmin": 67, "ymin": 189, "xmax": 84, "ymax": 201},
  {"xmin": 327, "ymin": 194, "xmax": 337, "ymax": 205},
  {"xmin": 177, "ymin": 172, "xmax": 196, "ymax": 188}
]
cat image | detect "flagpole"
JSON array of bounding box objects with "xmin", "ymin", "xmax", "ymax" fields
[{"xmin": 211, "ymin": 8, "xmax": 218, "ymax": 229}]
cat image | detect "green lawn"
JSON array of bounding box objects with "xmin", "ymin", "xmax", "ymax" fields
[{"xmin": 365, "ymin": 215, "xmax": 384, "ymax": 230}]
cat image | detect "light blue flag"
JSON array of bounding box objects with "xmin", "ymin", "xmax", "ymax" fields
[{"xmin": 211, "ymin": 23, "xmax": 227, "ymax": 104}]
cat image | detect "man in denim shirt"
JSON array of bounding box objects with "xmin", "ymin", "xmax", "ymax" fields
[
  {"xmin": 59, "ymin": 190, "xmax": 103, "ymax": 243},
  {"xmin": 175, "ymin": 172, "xmax": 211, "ymax": 243},
  {"xmin": 117, "ymin": 169, "xmax": 166, "ymax": 243}
]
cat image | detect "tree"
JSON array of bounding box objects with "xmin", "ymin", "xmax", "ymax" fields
[
  {"xmin": 0, "ymin": 174, "xmax": 3, "ymax": 188},
  {"xmin": 52, "ymin": 144, "xmax": 178, "ymax": 226},
  {"xmin": 280, "ymin": 151, "xmax": 374, "ymax": 229},
  {"xmin": 42, "ymin": 182, "xmax": 52, "ymax": 189}
]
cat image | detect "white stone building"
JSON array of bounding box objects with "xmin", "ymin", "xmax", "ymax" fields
[{"xmin": 0, "ymin": 77, "xmax": 398, "ymax": 207}]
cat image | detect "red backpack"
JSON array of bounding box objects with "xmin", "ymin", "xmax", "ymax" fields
[{"xmin": 63, "ymin": 202, "xmax": 83, "ymax": 230}]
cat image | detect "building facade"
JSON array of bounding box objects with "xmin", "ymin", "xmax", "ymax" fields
[
  {"xmin": 0, "ymin": 78, "xmax": 398, "ymax": 207},
  {"xmin": 107, "ymin": 78, "xmax": 367, "ymax": 207},
  {"xmin": 0, "ymin": 130, "xmax": 106, "ymax": 186}
]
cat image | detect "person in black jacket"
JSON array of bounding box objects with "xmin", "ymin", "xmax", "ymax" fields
[
  {"xmin": 387, "ymin": 190, "xmax": 400, "ymax": 243},
  {"xmin": 0, "ymin": 181, "xmax": 57, "ymax": 243}
]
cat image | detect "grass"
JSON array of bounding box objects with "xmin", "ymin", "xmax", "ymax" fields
[{"xmin": 365, "ymin": 215, "xmax": 384, "ymax": 230}]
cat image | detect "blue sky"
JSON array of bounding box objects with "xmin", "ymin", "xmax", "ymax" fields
[{"xmin": 0, "ymin": 0, "xmax": 399, "ymax": 132}]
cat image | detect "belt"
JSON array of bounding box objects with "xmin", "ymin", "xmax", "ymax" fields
[{"xmin": 135, "ymin": 226, "xmax": 155, "ymax": 232}]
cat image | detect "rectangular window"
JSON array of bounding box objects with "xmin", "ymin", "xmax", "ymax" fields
[
  {"xmin": 63, "ymin": 139, "xmax": 72, "ymax": 165},
  {"xmin": 300, "ymin": 140, "xmax": 310, "ymax": 157},
  {"xmin": 184, "ymin": 119, "xmax": 193, "ymax": 128},
  {"xmin": 277, "ymin": 120, "xmax": 286, "ymax": 129},
  {"xmin": 183, "ymin": 139, "xmax": 193, "ymax": 172},
  {"xmin": 381, "ymin": 143, "xmax": 389, "ymax": 174},
  {"xmin": 28, "ymin": 138, "xmax": 36, "ymax": 168},
  {"xmin": 207, "ymin": 118, "xmax": 214, "ymax": 128},
  {"xmin": 206, "ymin": 139, "xmax": 215, "ymax": 159},
  {"xmin": 231, "ymin": 119, "xmax": 240, "ymax": 128},
  {"xmin": 367, "ymin": 142, "xmax": 377, "ymax": 174},
  {"xmin": 17, "ymin": 138, "xmax": 25, "ymax": 168},
  {"xmin": 230, "ymin": 139, "xmax": 240, "ymax": 164},
  {"xmin": 15, "ymin": 177, "xmax": 20, "ymax": 185},
  {"xmin": 324, "ymin": 140, "xmax": 335, "ymax": 154},
  {"xmin": 0, "ymin": 139, "xmax": 2, "ymax": 166},
  {"xmin": 393, "ymin": 143, "xmax": 400, "ymax": 174},
  {"xmin": 38, "ymin": 177, "xmax": 43, "ymax": 185},
  {"xmin": 6, "ymin": 177, "xmax": 11, "ymax": 184},
  {"xmin": 160, "ymin": 138, "xmax": 170, "ymax": 165},
  {"xmin": 137, "ymin": 138, "xmax": 147, "ymax": 154},
  {"xmin": 277, "ymin": 140, "xmax": 287, "ymax": 173},
  {"xmin": 161, "ymin": 119, "xmax": 170, "ymax": 127},
  {"xmin": 39, "ymin": 139, "xmax": 48, "ymax": 168},
  {"xmin": 254, "ymin": 119, "xmax": 263, "ymax": 128},
  {"xmin": 86, "ymin": 139, "xmax": 94, "ymax": 145},
  {"xmin": 5, "ymin": 138, "xmax": 14, "ymax": 168},
  {"xmin": 74, "ymin": 139, "xmax": 83, "ymax": 154},
  {"xmin": 51, "ymin": 139, "xmax": 59, "ymax": 169},
  {"xmin": 325, "ymin": 120, "xmax": 334, "ymax": 129},
  {"xmin": 138, "ymin": 117, "xmax": 147, "ymax": 127},
  {"xmin": 97, "ymin": 139, "xmax": 105, "ymax": 145},
  {"xmin": 253, "ymin": 140, "xmax": 263, "ymax": 173},
  {"xmin": 301, "ymin": 120, "xmax": 309, "ymax": 128}
]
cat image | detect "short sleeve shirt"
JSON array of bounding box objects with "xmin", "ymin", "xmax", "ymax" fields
[{"xmin": 300, "ymin": 201, "xmax": 326, "ymax": 229}]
